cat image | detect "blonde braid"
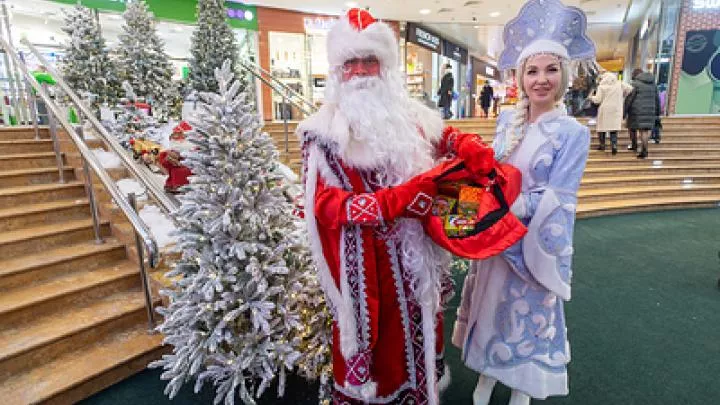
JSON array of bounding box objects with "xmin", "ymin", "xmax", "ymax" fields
[{"xmin": 497, "ymin": 93, "xmax": 529, "ymax": 163}]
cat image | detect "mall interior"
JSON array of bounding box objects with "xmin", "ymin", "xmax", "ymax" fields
[{"xmin": 0, "ymin": 0, "xmax": 718, "ymax": 404}]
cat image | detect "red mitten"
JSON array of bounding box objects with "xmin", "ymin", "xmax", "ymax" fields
[
  {"xmin": 342, "ymin": 172, "xmax": 438, "ymax": 226},
  {"xmin": 454, "ymin": 135, "xmax": 495, "ymax": 176}
]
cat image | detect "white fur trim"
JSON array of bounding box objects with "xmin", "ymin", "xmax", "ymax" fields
[
  {"xmin": 510, "ymin": 194, "xmax": 527, "ymax": 218},
  {"xmin": 327, "ymin": 17, "xmax": 398, "ymax": 70},
  {"xmin": 518, "ymin": 39, "xmax": 570, "ymax": 64},
  {"xmin": 438, "ymin": 365, "xmax": 452, "ymax": 393},
  {"xmin": 396, "ymin": 220, "xmax": 450, "ymax": 405},
  {"xmin": 296, "ymin": 99, "xmax": 443, "ymax": 172},
  {"xmin": 409, "ymin": 98, "xmax": 444, "ymax": 145},
  {"xmin": 343, "ymin": 380, "xmax": 379, "ymax": 400},
  {"xmin": 304, "ymin": 146, "xmax": 360, "ymax": 359}
]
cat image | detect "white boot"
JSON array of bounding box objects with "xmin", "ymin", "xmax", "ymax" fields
[
  {"xmin": 508, "ymin": 389, "xmax": 531, "ymax": 405},
  {"xmin": 472, "ymin": 374, "xmax": 497, "ymax": 405}
]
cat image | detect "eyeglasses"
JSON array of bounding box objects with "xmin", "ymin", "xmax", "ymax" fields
[{"xmin": 342, "ymin": 56, "xmax": 380, "ymax": 71}]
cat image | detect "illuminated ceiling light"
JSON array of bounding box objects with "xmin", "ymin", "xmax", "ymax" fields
[
  {"xmin": 474, "ymin": 25, "xmax": 480, "ymax": 29},
  {"xmin": 345, "ymin": 1, "xmax": 358, "ymax": 7},
  {"xmin": 489, "ymin": 11, "xmax": 501, "ymax": 17},
  {"xmin": 419, "ymin": 9, "xmax": 432, "ymax": 15},
  {"xmin": 652, "ymin": 160, "xmax": 663, "ymax": 167},
  {"xmin": 683, "ymin": 179, "xmax": 694, "ymax": 184}
]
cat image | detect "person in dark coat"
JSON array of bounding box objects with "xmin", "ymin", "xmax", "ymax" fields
[
  {"xmin": 479, "ymin": 82, "xmax": 494, "ymax": 118},
  {"xmin": 626, "ymin": 70, "xmax": 660, "ymax": 159},
  {"xmin": 437, "ymin": 64, "xmax": 454, "ymax": 119},
  {"xmin": 625, "ymin": 68, "xmax": 642, "ymax": 151}
]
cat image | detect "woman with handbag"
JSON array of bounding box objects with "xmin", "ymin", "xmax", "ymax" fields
[
  {"xmin": 590, "ymin": 72, "xmax": 633, "ymax": 154},
  {"xmin": 625, "ymin": 69, "xmax": 660, "ymax": 159}
]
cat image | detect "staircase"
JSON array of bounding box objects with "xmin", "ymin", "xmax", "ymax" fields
[
  {"xmin": 266, "ymin": 116, "xmax": 720, "ymax": 218},
  {"xmin": 0, "ymin": 126, "xmax": 164, "ymax": 404}
]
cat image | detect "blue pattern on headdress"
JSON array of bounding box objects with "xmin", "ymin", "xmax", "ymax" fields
[{"xmin": 498, "ymin": 0, "xmax": 596, "ymax": 70}]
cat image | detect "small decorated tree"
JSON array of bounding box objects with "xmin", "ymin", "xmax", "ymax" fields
[
  {"xmin": 117, "ymin": 0, "xmax": 180, "ymax": 121},
  {"xmin": 60, "ymin": 4, "xmax": 121, "ymax": 111},
  {"xmin": 188, "ymin": 0, "xmax": 239, "ymax": 93},
  {"xmin": 151, "ymin": 61, "xmax": 331, "ymax": 405}
]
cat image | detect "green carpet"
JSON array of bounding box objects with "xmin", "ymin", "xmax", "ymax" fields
[{"xmin": 81, "ymin": 209, "xmax": 720, "ymax": 405}]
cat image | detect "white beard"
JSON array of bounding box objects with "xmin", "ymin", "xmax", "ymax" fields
[{"xmin": 331, "ymin": 75, "xmax": 436, "ymax": 186}]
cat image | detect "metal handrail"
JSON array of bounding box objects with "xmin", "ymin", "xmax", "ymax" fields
[
  {"xmin": 21, "ymin": 39, "xmax": 180, "ymax": 215},
  {"xmin": 0, "ymin": 37, "xmax": 159, "ymax": 326},
  {"xmin": 238, "ymin": 59, "xmax": 317, "ymax": 154},
  {"xmin": 239, "ymin": 58, "xmax": 317, "ymax": 114}
]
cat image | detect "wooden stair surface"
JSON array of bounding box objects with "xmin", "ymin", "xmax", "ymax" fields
[
  {"xmin": 266, "ymin": 117, "xmax": 720, "ymax": 217},
  {"xmin": 0, "ymin": 126, "xmax": 164, "ymax": 404}
]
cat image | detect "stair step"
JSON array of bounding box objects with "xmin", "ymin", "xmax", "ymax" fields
[
  {"xmin": 0, "ymin": 152, "xmax": 64, "ymax": 170},
  {"xmin": 0, "ymin": 166, "xmax": 76, "ymax": 187},
  {"xmin": 0, "ymin": 239, "xmax": 127, "ymax": 291},
  {"xmin": 584, "ymin": 164, "xmax": 720, "ymax": 178},
  {"xmin": 0, "ymin": 126, "xmax": 50, "ymax": 140},
  {"xmin": 0, "ymin": 260, "xmax": 139, "ymax": 330},
  {"xmin": 0, "ymin": 218, "xmax": 111, "ymax": 258},
  {"xmin": 0, "ymin": 322, "xmax": 163, "ymax": 405},
  {"xmin": 578, "ymin": 184, "xmax": 720, "ymax": 203},
  {"xmin": 581, "ymin": 173, "xmax": 720, "ymax": 189},
  {"xmin": 0, "ymin": 181, "xmax": 86, "ymax": 209},
  {"xmin": 589, "ymin": 148, "xmax": 720, "ymax": 156},
  {"xmin": 590, "ymin": 141, "xmax": 720, "ymax": 148},
  {"xmin": 0, "ymin": 139, "xmax": 55, "ymax": 154},
  {"xmin": 586, "ymin": 156, "xmax": 720, "ymax": 167},
  {"xmin": 577, "ymin": 195, "xmax": 720, "ymax": 218},
  {"xmin": 0, "ymin": 199, "xmax": 91, "ymax": 232},
  {"xmin": 0, "ymin": 289, "xmax": 149, "ymax": 379}
]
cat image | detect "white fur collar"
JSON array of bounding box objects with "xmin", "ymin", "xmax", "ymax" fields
[{"xmin": 297, "ymin": 100, "xmax": 444, "ymax": 170}]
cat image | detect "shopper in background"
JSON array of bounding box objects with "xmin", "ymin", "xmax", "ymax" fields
[
  {"xmin": 625, "ymin": 69, "xmax": 660, "ymax": 159},
  {"xmin": 590, "ymin": 71, "xmax": 633, "ymax": 155},
  {"xmin": 625, "ymin": 68, "xmax": 642, "ymax": 151},
  {"xmin": 438, "ymin": 63, "xmax": 454, "ymax": 119},
  {"xmin": 479, "ymin": 81, "xmax": 494, "ymax": 118}
]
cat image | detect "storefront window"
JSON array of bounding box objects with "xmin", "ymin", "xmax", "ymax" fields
[
  {"xmin": 406, "ymin": 42, "xmax": 433, "ymax": 104},
  {"xmin": 307, "ymin": 33, "xmax": 329, "ymax": 107},
  {"xmin": 269, "ymin": 32, "xmax": 308, "ymax": 120}
]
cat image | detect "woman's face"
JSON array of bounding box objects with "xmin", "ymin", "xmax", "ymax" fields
[{"xmin": 522, "ymin": 54, "xmax": 561, "ymax": 110}]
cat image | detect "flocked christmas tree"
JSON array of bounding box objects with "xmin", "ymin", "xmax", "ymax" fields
[
  {"xmin": 150, "ymin": 61, "xmax": 332, "ymax": 405},
  {"xmin": 188, "ymin": 0, "xmax": 239, "ymax": 93},
  {"xmin": 117, "ymin": 0, "xmax": 180, "ymax": 121},
  {"xmin": 110, "ymin": 82, "xmax": 160, "ymax": 148},
  {"xmin": 60, "ymin": 4, "xmax": 121, "ymax": 112}
]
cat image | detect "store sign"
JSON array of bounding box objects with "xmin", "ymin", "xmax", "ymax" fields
[
  {"xmin": 49, "ymin": 0, "xmax": 127, "ymax": 12},
  {"xmin": 442, "ymin": 40, "xmax": 468, "ymax": 64},
  {"xmin": 406, "ymin": 23, "xmax": 441, "ymax": 53},
  {"xmin": 46, "ymin": 0, "xmax": 258, "ymax": 30},
  {"xmin": 473, "ymin": 58, "xmax": 501, "ymax": 80},
  {"xmin": 693, "ymin": 0, "xmax": 720, "ymax": 9},
  {"xmin": 304, "ymin": 17, "xmax": 338, "ymax": 32}
]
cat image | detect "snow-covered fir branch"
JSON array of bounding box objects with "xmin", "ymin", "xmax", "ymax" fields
[{"xmin": 150, "ymin": 61, "xmax": 331, "ymax": 405}]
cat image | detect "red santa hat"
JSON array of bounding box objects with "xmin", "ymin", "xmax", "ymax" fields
[{"xmin": 327, "ymin": 8, "xmax": 398, "ymax": 70}]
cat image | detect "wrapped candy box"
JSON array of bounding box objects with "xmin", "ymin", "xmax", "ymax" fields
[{"xmin": 432, "ymin": 183, "xmax": 486, "ymax": 237}]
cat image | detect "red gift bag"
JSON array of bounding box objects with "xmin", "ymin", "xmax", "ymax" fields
[{"xmin": 423, "ymin": 158, "xmax": 527, "ymax": 260}]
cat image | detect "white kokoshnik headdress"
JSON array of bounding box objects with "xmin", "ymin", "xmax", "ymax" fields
[
  {"xmin": 498, "ymin": 0, "xmax": 596, "ymax": 71},
  {"xmin": 494, "ymin": 0, "xmax": 597, "ymax": 163}
]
